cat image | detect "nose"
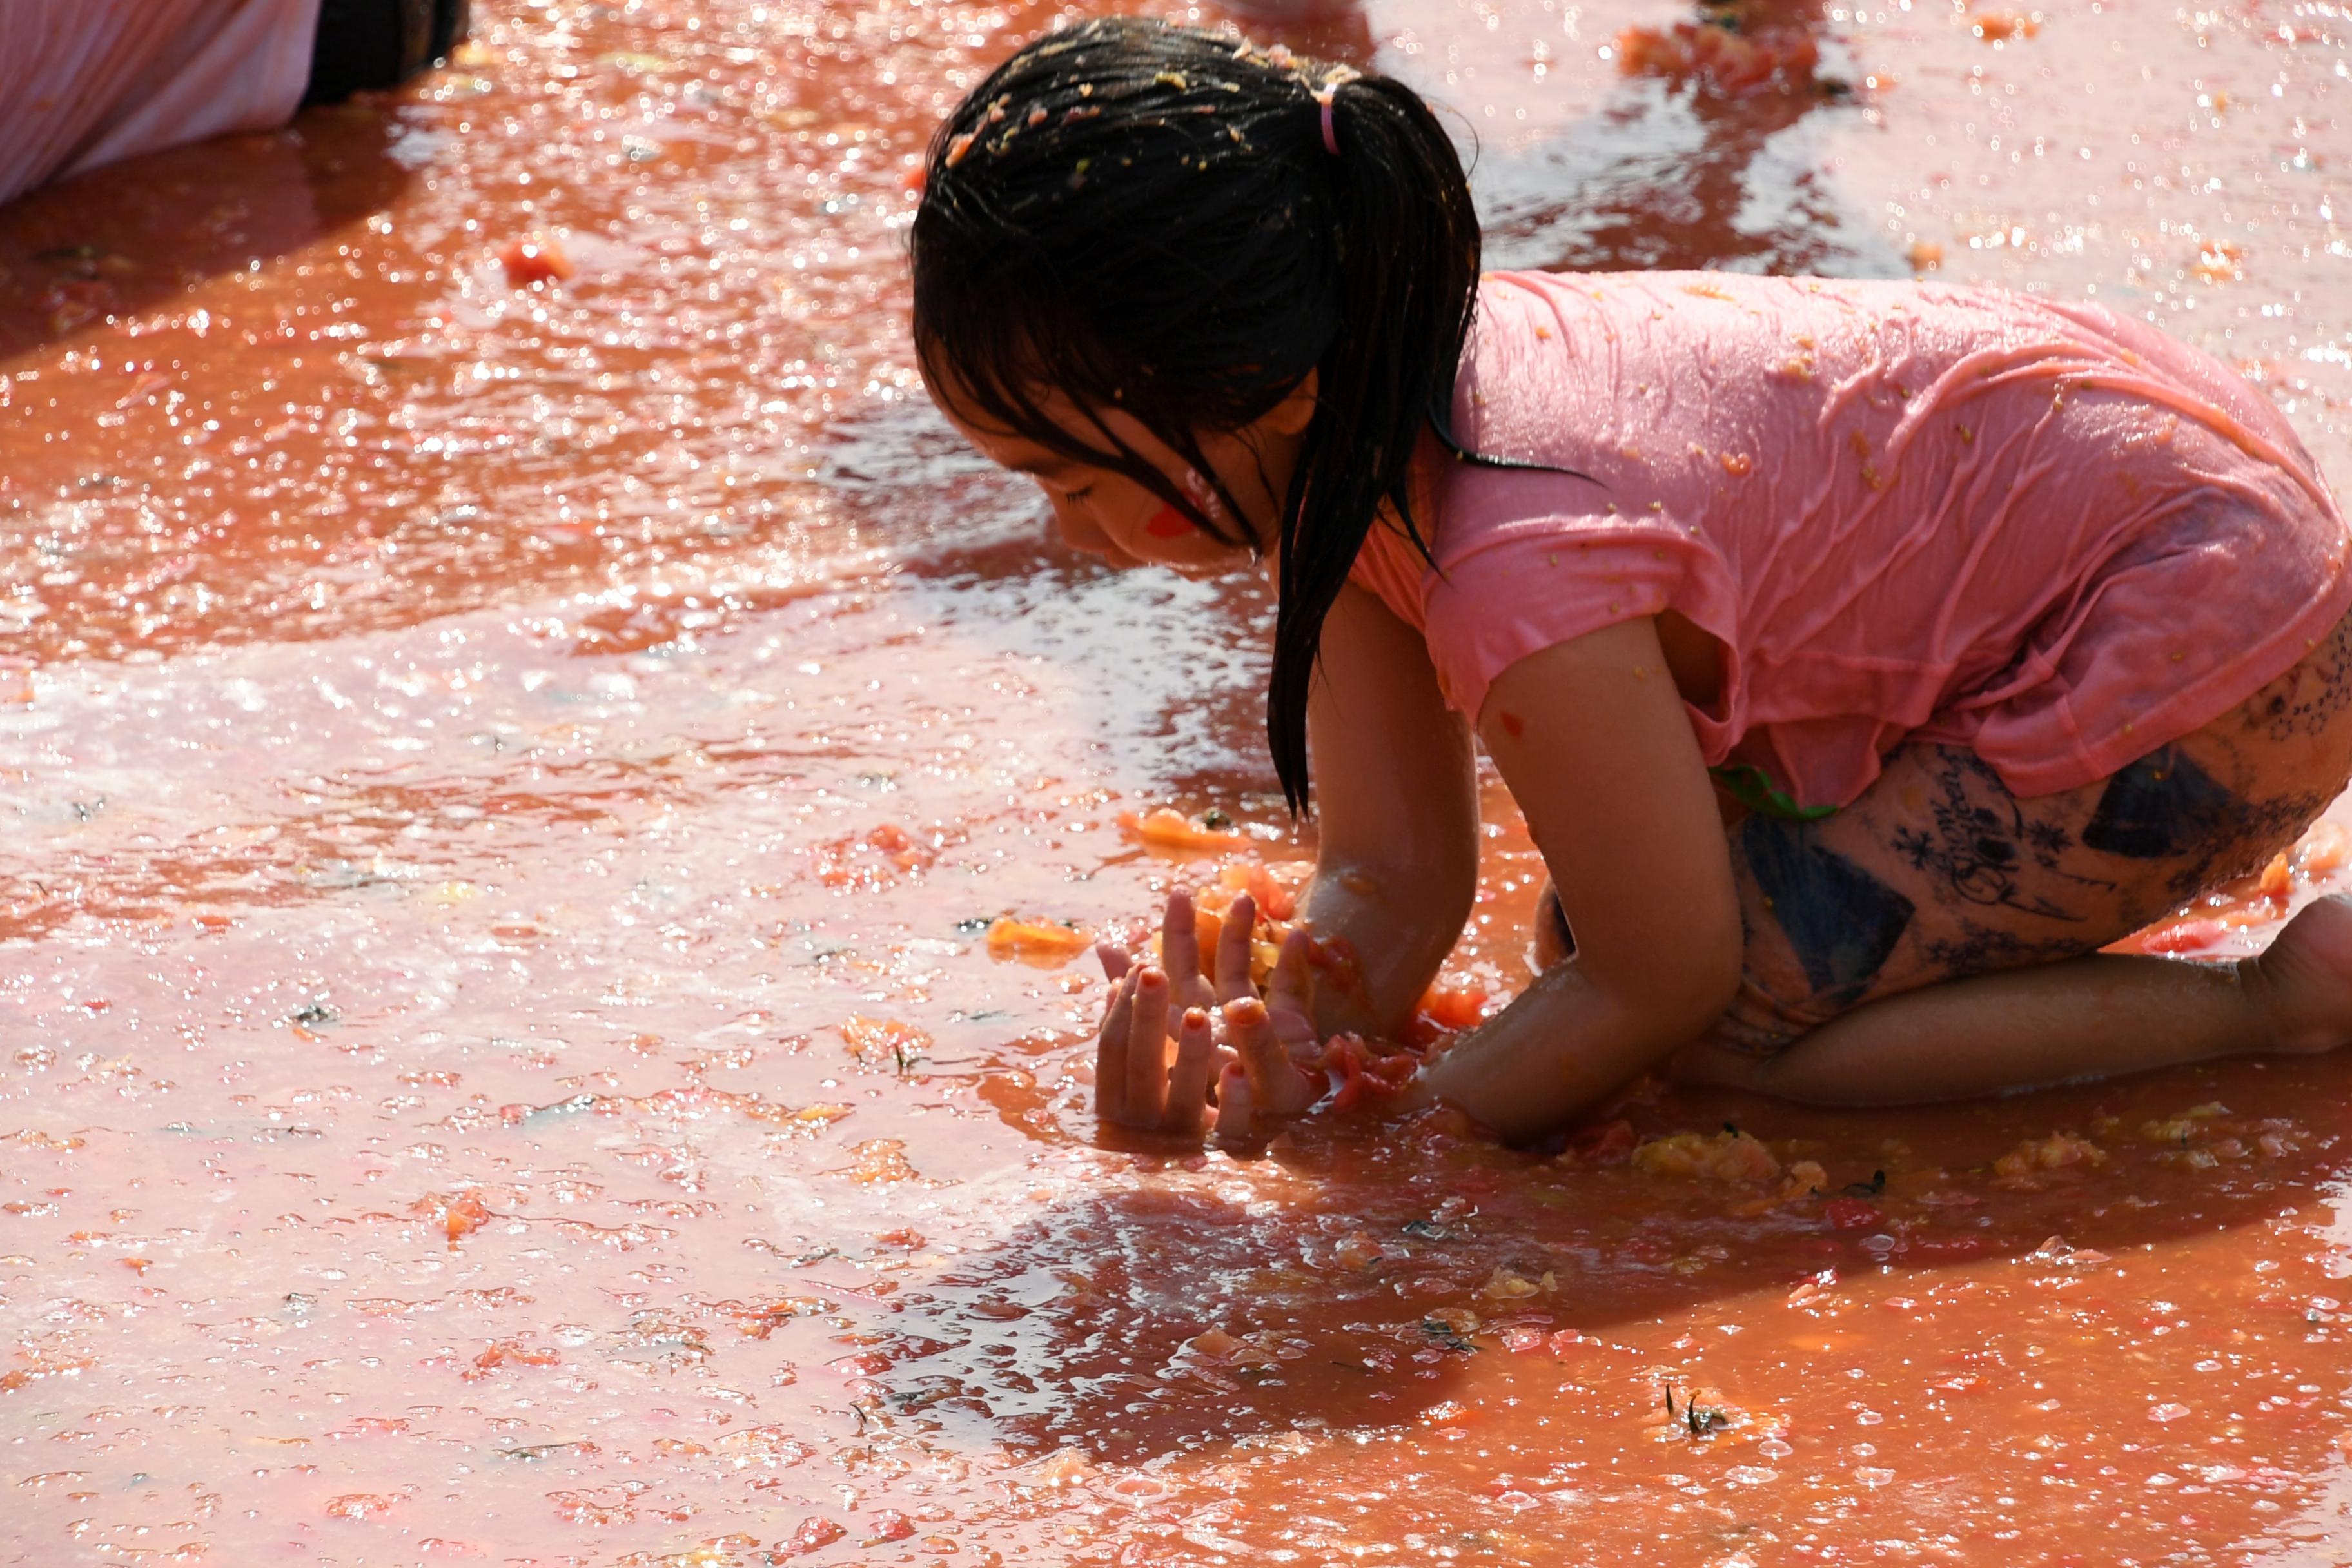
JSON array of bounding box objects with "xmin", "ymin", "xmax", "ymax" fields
[{"xmin": 1045, "ymin": 494, "xmax": 1113, "ymax": 559}]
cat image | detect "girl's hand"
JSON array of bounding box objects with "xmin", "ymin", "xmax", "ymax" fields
[
  {"xmin": 1209, "ymin": 917, "xmax": 1326, "ymax": 1133},
  {"xmin": 1092, "ymin": 888, "xmax": 1324, "ymax": 1135},
  {"xmin": 1210, "ymin": 990, "xmax": 1325, "ymax": 1137},
  {"xmin": 1153, "ymin": 886, "xmax": 1223, "ymax": 1017},
  {"xmin": 1237, "ymin": 899, "xmax": 1325, "ymax": 1064},
  {"xmin": 1092, "ymin": 959, "xmax": 1226, "ymax": 1133}
]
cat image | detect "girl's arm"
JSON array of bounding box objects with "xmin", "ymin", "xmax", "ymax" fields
[
  {"xmin": 1295, "ymin": 582, "xmax": 1482, "ymax": 1041},
  {"xmin": 1418, "ymin": 617, "xmax": 1743, "ymax": 1140}
]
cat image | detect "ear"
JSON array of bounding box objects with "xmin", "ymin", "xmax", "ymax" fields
[{"xmin": 1256, "ymin": 369, "xmax": 1320, "ymax": 438}]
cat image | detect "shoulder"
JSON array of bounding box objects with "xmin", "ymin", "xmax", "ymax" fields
[{"xmin": 1348, "ymin": 520, "xmax": 1434, "ymax": 635}]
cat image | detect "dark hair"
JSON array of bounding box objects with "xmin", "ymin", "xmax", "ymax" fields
[{"xmin": 911, "ymin": 17, "xmax": 1481, "ymax": 813}]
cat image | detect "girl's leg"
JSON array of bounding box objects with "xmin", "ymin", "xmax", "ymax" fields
[
  {"xmin": 1672, "ymin": 895, "xmax": 2352, "ymax": 1103},
  {"xmin": 1674, "ymin": 609, "xmax": 2352, "ymax": 1102}
]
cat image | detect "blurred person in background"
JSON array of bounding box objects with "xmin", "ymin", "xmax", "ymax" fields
[{"xmin": 0, "ymin": 0, "xmax": 469, "ymax": 207}]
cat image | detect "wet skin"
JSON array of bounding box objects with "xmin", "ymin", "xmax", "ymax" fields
[
  {"xmin": 925, "ymin": 368, "xmax": 1317, "ymax": 577},
  {"xmin": 940, "ymin": 346, "xmax": 2352, "ymax": 1138}
]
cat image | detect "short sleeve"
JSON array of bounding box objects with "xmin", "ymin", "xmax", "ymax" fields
[{"xmin": 1419, "ymin": 522, "xmax": 1697, "ymax": 721}]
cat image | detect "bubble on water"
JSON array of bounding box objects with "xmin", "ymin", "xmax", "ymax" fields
[
  {"xmin": 1758, "ymin": 1438, "xmax": 1794, "ymax": 1459},
  {"xmin": 324, "ymin": 1493, "xmax": 401, "ymax": 1519},
  {"xmin": 2150, "ymin": 1402, "xmax": 2191, "ymax": 1422},
  {"xmin": 1854, "ymin": 1466, "xmax": 1896, "ymax": 1487},
  {"xmin": 1725, "ymin": 1465, "xmax": 1779, "ymax": 1486},
  {"xmin": 587, "ymin": 671, "xmax": 638, "ymax": 701}
]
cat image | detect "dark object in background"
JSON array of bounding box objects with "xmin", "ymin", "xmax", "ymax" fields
[{"xmin": 304, "ymin": 0, "xmax": 471, "ymax": 103}]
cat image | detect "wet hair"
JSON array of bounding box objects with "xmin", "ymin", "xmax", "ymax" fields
[{"xmin": 911, "ymin": 17, "xmax": 1481, "ymax": 813}]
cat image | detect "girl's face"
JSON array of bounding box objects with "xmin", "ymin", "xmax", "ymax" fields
[{"xmin": 929, "ymin": 373, "xmax": 1318, "ymax": 576}]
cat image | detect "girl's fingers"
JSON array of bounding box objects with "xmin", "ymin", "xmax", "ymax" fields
[
  {"xmin": 1097, "ymin": 942, "xmax": 1132, "ymax": 984},
  {"xmin": 1267, "ymin": 928, "xmax": 1313, "ymax": 1018},
  {"xmin": 1214, "ymin": 1060, "xmax": 1255, "ymax": 1139},
  {"xmin": 1161, "ymin": 887, "xmax": 1202, "ymax": 988},
  {"xmin": 1124, "ymin": 966, "xmax": 1172, "ymax": 1126},
  {"xmin": 1221, "ymin": 994, "xmax": 1267, "ymax": 1058},
  {"xmin": 1265, "ymin": 929, "xmax": 1322, "ymax": 1057},
  {"xmin": 1095, "ymin": 966, "xmax": 1137, "ymax": 1124},
  {"xmin": 1160, "ymin": 888, "xmax": 1218, "ymax": 1014},
  {"xmin": 1213, "ymin": 892, "xmax": 1257, "ymax": 1005},
  {"xmin": 1163, "ymin": 1006, "xmax": 1219, "ymax": 1133},
  {"xmin": 1224, "ymin": 996, "xmax": 1319, "ymax": 1115}
]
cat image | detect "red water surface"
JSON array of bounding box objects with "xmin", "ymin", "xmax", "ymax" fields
[{"xmin": 5, "ymin": 0, "xmax": 2352, "ymax": 1563}]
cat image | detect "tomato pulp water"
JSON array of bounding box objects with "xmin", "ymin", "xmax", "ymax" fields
[{"xmin": 5, "ymin": 0, "xmax": 2352, "ymax": 1563}]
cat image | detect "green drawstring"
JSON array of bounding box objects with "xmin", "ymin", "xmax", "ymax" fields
[{"xmin": 1709, "ymin": 763, "xmax": 1840, "ymax": 822}]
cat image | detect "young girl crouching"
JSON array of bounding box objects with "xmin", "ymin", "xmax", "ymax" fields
[{"xmin": 911, "ymin": 18, "xmax": 2352, "ymax": 1141}]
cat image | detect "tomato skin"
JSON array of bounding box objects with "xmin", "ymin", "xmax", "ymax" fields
[
  {"xmin": 1562, "ymin": 1119, "xmax": 1638, "ymax": 1166},
  {"xmin": 1115, "ymin": 807, "xmax": 1251, "ymax": 853},
  {"xmin": 1821, "ymin": 1197, "xmax": 1884, "ymax": 1231},
  {"xmin": 780, "ymin": 1517, "xmax": 847, "ymax": 1556},
  {"xmin": 983, "ymin": 917, "xmax": 1091, "ymax": 962},
  {"xmin": 498, "ymin": 235, "xmax": 574, "ymax": 285},
  {"xmin": 2140, "ymin": 917, "xmax": 2227, "ymax": 954},
  {"xmin": 411, "ymin": 1190, "xmax": 492, "ymax": 1240},
  {"xmin": 1318, "ymin": 1035, "xmax": 1421, "ymax": 1112},
  {"xmin": 1420, "ymin": 985, "xmax": 1488, "ymax": 1030},
  {"xmin": 1615, "ymin": 17, "xmax": 1819, "ymax": 96},
  {"xmin": 1402, "ymin": 984, "xmax": 1487, "ymax": 1048}
]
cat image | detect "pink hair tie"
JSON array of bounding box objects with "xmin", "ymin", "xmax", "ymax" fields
[{"xmin": 1311, "ymin": 70, "xmax": 1357, "ymax": 157}]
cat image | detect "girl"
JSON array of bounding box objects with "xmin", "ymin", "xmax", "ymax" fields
[{"xmin": 911, "ymin": 17, "xmax": 2352, "ymax": 1141}]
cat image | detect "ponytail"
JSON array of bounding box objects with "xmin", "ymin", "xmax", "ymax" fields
[
  {"xmin": 1266, "ymin": 70, "xmax": 1480, "ymax": 813},
  {"xmin": 912, "ymin": 19, "xmax": 1482, "ymax": 813}
]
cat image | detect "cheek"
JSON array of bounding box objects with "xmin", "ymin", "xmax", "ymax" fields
[
  {"xmin": 1144, "ymin": 505, "xmax": 1194, "ymax": 541},
  {"xmin": 1048, "ymin": 498, "xmax": 1110, "ymax": 547}
]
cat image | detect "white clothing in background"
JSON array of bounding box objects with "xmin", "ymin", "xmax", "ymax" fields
[{"xmin": 0, "ymin": 0, "xmax": 320, "ymax": 206}]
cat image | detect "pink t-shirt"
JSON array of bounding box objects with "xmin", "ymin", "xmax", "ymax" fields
[
  {"xmin": 0, "ymin": 0, "xmax": 320, "ymax": 208},
  {"xmin": 1351, "ymin": 271, "xmax": 2352, "ymax": 805}
]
